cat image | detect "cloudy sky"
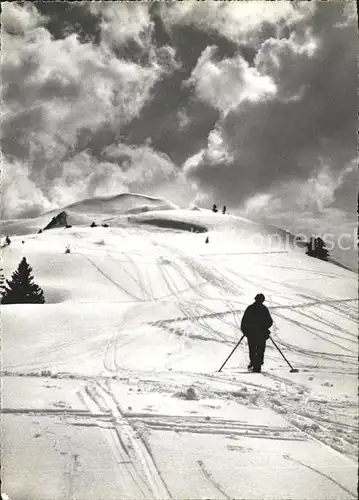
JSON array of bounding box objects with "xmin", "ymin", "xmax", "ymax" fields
[{"xmin": 1, "ymin": 1, "xmax": 357, "ymax": 265}]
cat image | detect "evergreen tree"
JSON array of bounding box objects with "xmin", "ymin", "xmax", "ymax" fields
[
  {"xmin": 306, "ymin": 237, "xmax": 316, "ymax": 257},
  {"xmin": 1, "ymin": 257, "xmax": 45, "ymax": 304},
  {"xmin": 0, "ymin": 268, "xmax": 6, "ymax": 299},
  {"xmin": 306, "ymin": 236, "xmax": 329, "ymax": 261},
  {"xmin": 315, "ymin": 237, "xmax": 329, "ymax": 261}
]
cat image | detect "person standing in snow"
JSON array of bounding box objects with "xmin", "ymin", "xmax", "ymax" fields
[{"xmin": 240, "ymin": 294, "xmax": 273, "ymax": 373}]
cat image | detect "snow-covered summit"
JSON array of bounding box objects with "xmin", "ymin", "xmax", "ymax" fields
[
  {"xmin": 1, "ymin": 193, "xmax": 355, "ymax": 276},
  {"xmin": 64, "ymin": 192, "xmax": 180, "ymax": 215},
  {"xmin": 0, "ymin": 192, "xmax": 179, "ymax": 236}
]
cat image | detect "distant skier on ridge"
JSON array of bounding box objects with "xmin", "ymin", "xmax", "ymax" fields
[{"xmin": 240, "ymin": 294, "xmax": 273, "ymax": 373}]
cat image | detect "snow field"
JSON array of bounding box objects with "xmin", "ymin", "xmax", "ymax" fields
[{"xmin": 1, "ymin": 203, "xmax": 357, "ymax": 499}]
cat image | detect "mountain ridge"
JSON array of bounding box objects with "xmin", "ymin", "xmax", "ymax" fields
[{"xmin": 0, "ymin": 192, "xmax": 355, "ymax": 272}]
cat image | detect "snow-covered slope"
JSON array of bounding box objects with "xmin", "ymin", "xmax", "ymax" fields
[
  {"xmin": 0, "ymin": 193, "xmax": 179, "ymax": 236},
  {"xmin": 1, "ymin": 200, "xmax": 357, "ymax": 500},
  {"xmin": 65, "ymin": 192, "xmax": 179, "ymax": 216}
]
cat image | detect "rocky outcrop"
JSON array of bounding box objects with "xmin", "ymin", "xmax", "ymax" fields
[{"xmin": 43, "ymin": 211, "xmax": 68, "ymax": 231}]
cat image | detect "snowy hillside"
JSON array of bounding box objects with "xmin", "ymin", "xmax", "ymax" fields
[
  {"xmin": 1, "ymin": 195, "xmax": 357, "ymax": 500},
  {"xmin": 65, "ymin": 192, "xmax": 180, "ymax": 216},
  {"xmin": 0, "ymin": 193, "xmax": 179, "ymax": 236}
]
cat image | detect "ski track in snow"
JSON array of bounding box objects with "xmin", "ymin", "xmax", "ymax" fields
[
  {"xmin": 74, "ymin": 252, "xmax": 146, "ymax": 302},
  {"xmin": 282, "ymin": 455, "xmax": 357, "ymax": 498},
  {"xmin": 65, "ymin": 453, "xmax": 80, "ymax": 500},
  {"xmin": 197, "ymin": 459, "xmax": 231, "ymax": 499},
  {"xmin": 75, "ymin": 239, "xmax": 356, "ymax": 375},
  {"xmin": 3, "ymin": 366, "xmax": 357, "ymax": 463},
  {"xmin": 2, "ymin": 220, "xmax": 357, "ymax": 499},
  {"xmin": 2, "ymin": 364, "xmax": 357, "ymax": 497},
  {"xmin": 77, "ymin": 379, "xmax": 172, "ymax": 499}
]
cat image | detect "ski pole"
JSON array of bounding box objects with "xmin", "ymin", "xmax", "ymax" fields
[
  {"xmin": 269, "ymin": 336, "xmax": 299, "ymax": 373},
  {"xmin": 218, "ymin": 335, "xmax": 245, "ymax": 372}
]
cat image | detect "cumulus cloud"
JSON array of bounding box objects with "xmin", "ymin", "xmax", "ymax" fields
[
  {"xmin": 1, "ymin": 2, "xmax": 179, "ymax": 218},
  {"xmin": 183, "ymin": 3, "xmax": 356, "ymax": 210},
  {"xmin": 241, "ymin": 163, "xmax": 357, "ymax": 269},
  {"xmin": 183, "ymin": 127, "xmax": 233, "ymax": 177},
  {"xmin": 88, "ymin": 2, "xmax": 153, "ymax": 50},
  {"xmin": 160, "ymin": 1, "xmax": 315, "ymax": 46},
  {"xmin": 254, "ymin": 29, "xmax": 318, "ymax": 101},
  {"xmin": 96, "ymin": 143, "xmax": 195, "ymax": 208},
  {"xmin": 103, "ymin": 143, "xmax": 177, "ymax": 191},
  {"xmin": 1, "ymin": 2, "xmax": 47, "ymax": 34},
  {"xmin": 1, "ymin": 159, "xmax": 55, "ymax": 219},
  {"xmin": 2, "ymin": 142, "xmax": 191, "ymax": 218},
  {"xmin": 88, "ymin": 3, "xmax": 181, "ymax": 74},
  {"xmin": 243, "ymin": 162, "xmax": 357, "ymax": 219},
  {"xmin": 185, "ymin": 46, "xmax": 276, "ymax": 114}
]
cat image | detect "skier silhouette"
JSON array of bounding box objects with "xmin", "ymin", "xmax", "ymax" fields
[{"xmin": 240, "ymin": 294, "xmax": 273, "ymax": 372}]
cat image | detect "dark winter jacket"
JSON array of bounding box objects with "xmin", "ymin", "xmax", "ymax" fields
[{"xmin": 241, "ymin": 302, "xmax": 273, "ymax": 339}]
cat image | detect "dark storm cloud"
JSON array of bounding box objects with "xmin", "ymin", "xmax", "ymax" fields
[
  {"xmin": 1, "ymin": 2, "xmax": 181, "ymax": 217},
  {"xmin": 331, "ymin": 163, "xmax": 358, "ymax": 215},
  {"xmin": 120, "ymin": 73, "xmax": 219, "ymax": 166},
  {"xmin": 119, "ymin": 8, "xmax": 242, "ymax": 166},
  {"xmin": 184, "ymin": 2, "xmax": 356, "ymax": 209},
  {"xmin": 35, "ymin": 1, "xmax": 102, "ymax": 44}
]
